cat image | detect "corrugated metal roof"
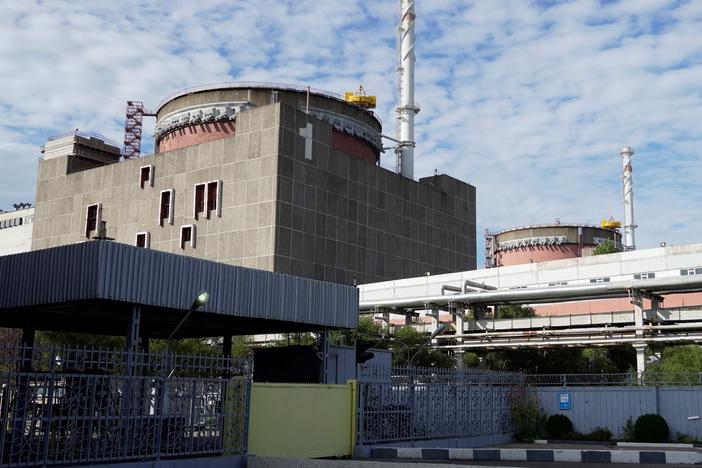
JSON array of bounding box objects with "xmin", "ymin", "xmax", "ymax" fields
[{"xmin": 0, "ymin": 241, "xmax": 358, "ymax": 331}]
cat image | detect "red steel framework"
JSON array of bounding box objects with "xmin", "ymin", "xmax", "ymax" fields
[{"xmin": 123, "ymin": 101, "xmax": 155, "ymax": 159}]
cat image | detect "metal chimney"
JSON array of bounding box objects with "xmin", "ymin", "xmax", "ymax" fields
[
  {"xmin": 396, "ymin": 0, "xmax": 420, "ymax": 179},
  {"xmin": 619, "ymin": 146, "xmax": 636, "ymax": 250}
]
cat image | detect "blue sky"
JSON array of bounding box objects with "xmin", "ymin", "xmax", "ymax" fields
[{"xmin": 1, "ymin": 0, "xmax": 701, "ymax": 265}]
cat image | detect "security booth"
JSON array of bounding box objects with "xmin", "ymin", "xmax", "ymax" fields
[{"xmin": 0, "ymin": 241, "xmax": 357, "ymax": 467}]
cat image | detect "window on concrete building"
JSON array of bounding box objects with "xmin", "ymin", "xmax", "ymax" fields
[
  {"xmin": 634, "ymin": 272, "xmax": 656, "ymax": 280},
  {"xmin": 207, "ymin": 181, "xmax": 220, "ymax": 216},
  {"xmin": 589, "ymin": 277, "xmax": 610, "ymax": 283},
  {"xmin": 548, "ymin": 281, "xmax": 568, "ymax": 286},
  {"xmin": 85, "ymin": 203, "xmax": 101, "ymax": 238},
  {"xmin": 140, "ymin": 165, "xmax": 154, "ymax": 189},
  {"xmin": 681, "ymin": 268, "xmax": 702, "ymax": 276},
  {"xmin": 180, "ymin": 224, "xmax": 196, "ymax": 249},
  {"xmin": 135, "ymin": 232, "xmax": 150, "ymax": 248},
  {"xmin": 194, "ymin": 181, "xmax": 221, "ymax": 219},
  {"xmin": 194, "ymin": 183, "xmax": 205, "ymax": 219},
  {"xmin": 159, "ymin": 189, "xmax": 174, "ymax": 226}
]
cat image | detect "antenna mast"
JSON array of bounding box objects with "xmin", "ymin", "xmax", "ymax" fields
[
  {"xmin": 619, "ymin": 146, "xmax": 636, "ymax": 250},
  {"xmin": 396, "ymin": 0, "xmax": 420, "ymax": 179}
]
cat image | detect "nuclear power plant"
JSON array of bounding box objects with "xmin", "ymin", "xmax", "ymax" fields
[{"xmin": 31, "ymin": 82, "xmax": 476, "ymax": 284}]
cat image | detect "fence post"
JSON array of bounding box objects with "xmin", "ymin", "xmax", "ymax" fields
[
  {"xmin": 348, "ymin": 379, "xmax": 358, "ymax": 455},
  {"xmin": 0, "ymin": 375, "xmax": 10, "ymax": 465},
  {"xmin": 40, "ymin": 355, "xmax": 57, "ymax": 468},
  {"xmin": 357, "ymin": 382, "xmax": 365, "ymax": 446}
]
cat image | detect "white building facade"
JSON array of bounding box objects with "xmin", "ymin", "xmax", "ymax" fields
[{"xmin": 0, "ymin": 207, "xmax": 34, "ymax": 256}]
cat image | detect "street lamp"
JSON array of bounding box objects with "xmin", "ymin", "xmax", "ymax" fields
[
  {"xmin": 167, "ymin": 291, "xmax": 210, "ymax": 341},
  {"xmin": 409, "ymin": 323, "xmax": 448, "ymax": 367}
]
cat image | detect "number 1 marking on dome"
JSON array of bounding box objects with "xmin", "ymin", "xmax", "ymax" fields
[{"xmin": 299, "ymin": 122, "xmax": 313, "ymax": 160}]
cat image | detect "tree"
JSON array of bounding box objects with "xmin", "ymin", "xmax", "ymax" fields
[
  {"xmin": 463, "ymin": 347, "xmax": 626, "ymax": 374},
  {"xmin": 496, "ymin": 305, "xmax": 536, "ymax": 319},
  {"xmin": 593, "ymin": 240, "xmax": 617, "ymax": 255},
  {"xmin": 0, "ymin": 328, "xmax": 21, "ymax": 346},
  {"xmin": 646, "ymin": 345, "xmax": 702, "ymax": 384},
  {"xmin": 392, "ymin": 325, "xmax": 454, "ymax": 368}
]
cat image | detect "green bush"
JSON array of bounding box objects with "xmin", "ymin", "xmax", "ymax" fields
[
  {"xmin": 511, "ymin": 390, "xmax": 546, "ymax": 442},
  {"xmin": 620, "ymin": 417, "xmax": 636, "ymax": 441},
  {"xmin": 584, "ymin": 426, "xmax": 613, "ymax": 441},
  {"xmin": 634, "ymin": 414, "xmax": 669, "ymax": 443},
  {"xmin": 546, "ymin": 414, "xmax": 573, "ymax": 439},
  {"xmin": 675, "ymin": 432, "xmax": 696, "ymax": 444}
]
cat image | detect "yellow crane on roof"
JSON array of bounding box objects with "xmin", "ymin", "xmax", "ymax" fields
[
  {"xmin": 601, "ymin": 218, "xmax": 622, "ymax": 229},
  {"xmin": 344, "ymin": 85, "xmax": 376, "ymax": 109}
]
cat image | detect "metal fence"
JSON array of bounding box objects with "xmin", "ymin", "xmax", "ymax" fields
[
  {"xmin": 359, "ymin": 364, "xmax": 524, "ymax": 385},
  {"xmin": 536, "ymin": 386, "xmax": 702, "ymax": 440},
  {"xmin": 0, "ymin": 344, "xmax": 250, "ymax": 467},
  {"xmin": 526, "ymin": 372, "xmax": 702, "ymax": 387},
  {"xmin": 357, "ymin": 366, "xmax": 522, "ymax": 445}
]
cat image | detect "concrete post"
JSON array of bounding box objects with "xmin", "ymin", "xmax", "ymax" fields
[
  {"xmin": 404, "ymin": 313, "xmax": 413, "ymax": 327},
  {"xmin": 633, "ymin": 342, "xmax": 647, "ymax": 382},
  {"xmin": 632, "ymin": 290, "xmax": 644, "ymax": 339},
  {"xmin": 126, "ymin": 305, "xmax": 141, "ymax": 376},
  {"xmin": 319, "ymin": 329, "xmax": 331, "ymax": 384},
  {"xmin": 630, "ymin": 290, "xmax": 647, "ymax": 381},
  {"xmin": 429, "ymin": 304, "xmax": 439, "ymax": 337},
  {"xmin": 455, "ymin": 351, "xmax": 465, "ymax": 370},
  {"xmin": 454, "ymin": 306, "xmax": 465, "ymax": 370}
]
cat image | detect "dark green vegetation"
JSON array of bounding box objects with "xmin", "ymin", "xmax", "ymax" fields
[
  {"xmin": 546, "ymin": 414, "xmax": 573, "ymax": 439},
  {"xmin": 510, "ymin": 389, "xmax": 546, "ymax": 443},
  {"xmin": 644, "ymin": 345, "xmax": 702, "ymax": 384},
  {"xmin": 464, "ymin": 346, "xmax": 635, "ymax": 373},
  {"xmin": 593, "ymin": 240, "xmax": 617, "ymax": 255},
  {"xmin": 338, "ymin": 316, "xmax": 455, "ymax": 367},
  {"xmin": 634, "ymin": 414, "xmax": 669, "ymax": 443}
]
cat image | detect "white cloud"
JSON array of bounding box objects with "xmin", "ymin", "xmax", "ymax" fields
[{"xmin": 0, "ymin": 0, "xmax": 700, "ymax": 263}]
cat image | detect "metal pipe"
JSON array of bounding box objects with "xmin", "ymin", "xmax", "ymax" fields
[
  {"xmin": 442, "ymin": 321, "xmax": 702, "ymax": 341},
  {"xmin": 463, "ymin": 280, "xmax": 497, "ymax": 292},
  {"xmin": 438, "ymin": 334, "xmax": 702, "ymax": 349},
  {"xmin": 359, "ymin": 276, "xmax": 702, "ymax": 310},
  {"xmin": 396, "ymin": 0, "xmax": 419, "ymax": 179},
  {"xmin": 620, "ymin": 146, "xmax": 636, "ymax": 250}
]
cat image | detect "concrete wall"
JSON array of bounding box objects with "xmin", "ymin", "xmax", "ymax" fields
[
  {"xmin": 33, "ymin": 104, "xmax": 281, "ymax": 270},
  {"xmin": 274, "ymin": 105, "xmax": 475, "ymax": 283},
  {"xmin": 537, "ymin": 386, "xmax": 702, "ymax": 440},
  {"xmin": 248, "ymin": 382, "xmax": 356, "ymax": 458},
  {"xmin": 32, "ymin": 102, "xmax": 476, "ymax": 284}
]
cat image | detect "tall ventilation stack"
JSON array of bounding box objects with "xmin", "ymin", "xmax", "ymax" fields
[
  {"xmin": 619, "ymin": 146, "xmax": 636, "ymax": 250},
  {"xmin": 396, "ymin": 0, "xmax": 420, "ymax": 179}
]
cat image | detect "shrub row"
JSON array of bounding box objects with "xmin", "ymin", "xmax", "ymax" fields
[{"xmin": 543, "ymin": 413, "xmax": 669, "ymax": 443}]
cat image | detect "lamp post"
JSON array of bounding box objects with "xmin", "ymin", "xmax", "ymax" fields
[
  {"xmin": 167, "ymin": 291, "xmax": 210, "ymax": 341},
  {"xmin": 409, "ymin": 324, "xmax": 448, "ymax": 367}
]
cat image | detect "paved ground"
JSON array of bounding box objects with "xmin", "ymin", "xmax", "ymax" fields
[
  {"xmin": 250, "ymin": 457, "xmax": 694, "ymax": 468},
  {"xmin": 498, "ymin": 442, "xmax": 702, "ymax": 452},
  {"xmin": 369, "ymin": 459, "xmax": 690, "ymax": 468}
]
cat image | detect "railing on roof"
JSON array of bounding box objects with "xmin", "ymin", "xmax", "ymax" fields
[
  {"xmin": 154, "ymin": 81, "xmax": 382, "ymax": 125},
  {"xmin": 43, "ymin": 130, "xmax": 121, "ymax": 148}
]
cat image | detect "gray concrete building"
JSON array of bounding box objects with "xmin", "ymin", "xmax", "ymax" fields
[{"xmin": 32, "ymin": 84, "xmax": 476, "ymax": 283}]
